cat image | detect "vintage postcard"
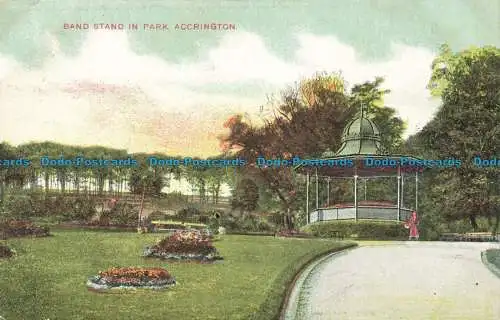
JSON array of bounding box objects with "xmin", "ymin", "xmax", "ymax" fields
[{"xmin": 0, "ymin": 1, "xmax": 499, "ymax": 319}]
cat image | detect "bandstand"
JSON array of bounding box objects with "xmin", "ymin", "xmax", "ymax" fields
[{"xmin": 294, "ymin": 106, "xmax": 422, "ymax": 225}]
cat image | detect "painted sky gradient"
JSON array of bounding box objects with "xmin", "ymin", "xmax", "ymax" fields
[{"xmin": 0, "ymin": 0, "xmax": 498, "ymax": 156}]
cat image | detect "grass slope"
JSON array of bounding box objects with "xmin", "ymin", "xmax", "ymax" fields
[
  {"xmin": 0, "ymin": 231, "xmax": 354, "ymax": 320},
  {"xmin": 483, "ymin": 248, "xmax": 500, "ymax": 278}
]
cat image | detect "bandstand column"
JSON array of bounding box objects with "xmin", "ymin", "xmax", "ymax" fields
[
  {"xmin": 415, "ymin": 171, "xmax": 419, "ymax": 212},
  {"xmin": 327, "ymin": 178, "xmax": 330, "ymax": 207},
  {"xmin": 315, "ymin": 168, "xmax": 319, "ymax": 209},
  {"xmin": 354, "ymin": 175, "xmax": 358, "ymax": 221},
  {"xmin": 401, "ymin": 173, "xmax": 404, "ymax": 208},
  {"xmin": 397, "ymin": 167, "xmax": 401, "ymax": 221},
  {"xmin": 364, "ymin": 178, "xmax": 367, "ymax": 200},
  {"xmin": 306, "ymin": 172, "xmax": 310, "ymax": 224}
]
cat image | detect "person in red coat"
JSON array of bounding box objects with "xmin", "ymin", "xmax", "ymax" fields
[{"xmin": 404, "ymin": 211, "xmax": 419, "ymax": 240}]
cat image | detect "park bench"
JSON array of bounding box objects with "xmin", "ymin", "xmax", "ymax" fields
[
  {"xmin": 439, "ymin": 232, "xmax": 499, "ymax": 242},
  {"xmin": 439, "ymin": 233, "xmax": 459, "ymax": 241},
  {"xmin": 463, "ymin": 232, "xmax": 498, "ymax": 242}
]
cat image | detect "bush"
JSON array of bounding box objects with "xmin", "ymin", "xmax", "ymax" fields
[
  {"xmin": 237, "ymin": 215, "xmax": 274, "ymax": 232},
  {"xmin": 207, "ymin": 213, "xmax": 274, "ymax": 233},
  {"xmin": 110, "ymin": 203, "xmax": 138, "ymax": 226},
  {"xmin": 302, "ymin": 220, "xmax": 408, "ymax": 240},
  {"xmin": 149, "ymin": 211, "xmax": 166, "ymax": 221},
  {"xmin": 62, "ymin": 197, "xmax": 97, "ymax": 222},
  {"xmin": 266, "ymin": 211, "xmax": 285, "ymax": 226},
  {"xmin": 0, "ymin": 220, "xmax": 51, "ymax": 238},
  {"xmin": 176, "ymin": 207, "xmax": 201, "ymax": 220},
  {"xmin": 97, "ymin": 209, "xmax": 112, "ymax": 226},
  {"xmin": 0, "ymin": 244, "xmax": 14, "ymax": 258},
  {"xmin": 2, "ymin": 192, "xmax": 33, "ymax": 219},
  {"xmin": 206, "ymin": 209, "xmax": 224, "ymax": 219}
]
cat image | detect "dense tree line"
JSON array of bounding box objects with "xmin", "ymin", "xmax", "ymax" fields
[{"xmin": 0, "ymin": 143, "xmax": 229, "ymax": 205}]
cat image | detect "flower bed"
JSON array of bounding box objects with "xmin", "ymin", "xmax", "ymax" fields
[
  {"xmin": 86, "ymin": 267, "xmax": 176, "ymax": 292},
  {"xmin": 0, "ymin": 220, "xmax": 50, "ymax": 238},
  {"xmin": 275, "ymin": 229, "xmax": 312, "ymax": 238},
  {"xmin": 143, "ymin": 230, "xmax": 223, "ymax": 262},
  {"xmin": 0, "ymin": 244, "xmax": 15, "ymax": 258}
]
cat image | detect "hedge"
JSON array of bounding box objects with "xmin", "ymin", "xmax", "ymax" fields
[{"xmin": 301, "ymin": 220, "xmax": 408, "ymax": 240}]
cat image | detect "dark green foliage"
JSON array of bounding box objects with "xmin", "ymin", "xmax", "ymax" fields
[
  {"xmin": 128, "ymin": 170, "xmax": 164, "ymax": 195},
  {"xmin": 302, "ymin": 220, "xmax": 408, "ymax": 240},
  {"xmin": 207, "ymin": 213, "xmax": 274, "ymax": 233},
  {"xmin": 232, "ymin": 178, "xmax": 259, "ymax": 213},
  {"xmin": 0, "ymin": 244, "xmax": 14, "ymax": 258},
  {"xmin": 410, "ymin": 45, "xmax": 500, "ymax": 234},
  {"xmin": 149, "ymin": 211, "xmax": 167, "ymax": 221},
  {"xmin": 267, "ymin": 211, "xmax": 285, "ymax": 226},
  {"xmin": 65, "ymin": 197, "xmax": 97, "ymax": 222},
  {"xmin": 109, "ymin": 203, "xmax": 138, "ymax": 225},
  {"xmin": 0, "ymin": 220, "xmax": 50, "ymax": 238},
  {"xmin": 484, "ymin": 249, "xmax": 500, "ymax": 270},
  {"xmin": 2, "ymin": 192, "xmax": 33, "ymax": 219},
  {"xmin": 176, "ymin": 206, "xmax": 201, "ymax": 220}
]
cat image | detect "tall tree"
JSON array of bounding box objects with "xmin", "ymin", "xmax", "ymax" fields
[
  {"xmin": 220, "ymin": 73, "xmax": 405, "ymax": 228},
  {"xmin": 232, "ymin": 178, "xmax": 259, "ymax": 215},
  {"xmin": 416, "ymin": 45, "xmax": 500, "ymax": 233}
]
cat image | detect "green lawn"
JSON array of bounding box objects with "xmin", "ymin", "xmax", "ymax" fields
[
  {"xmin": 484, "ymin": 248, "xmax": 500, "ymax": 270},
  {"xmin": 0, "ymin": 231, "xmax": 355, "ymax": 320}
]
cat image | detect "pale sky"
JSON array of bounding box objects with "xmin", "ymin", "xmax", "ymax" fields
[{"xmin": 0, "ymin": 0, "xmax": 498, "ymax": 157}]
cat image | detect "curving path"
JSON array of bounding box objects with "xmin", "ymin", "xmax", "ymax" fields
[{"xmin": 286, "ymin": 242, "xmax": 500, "ymax": 320}]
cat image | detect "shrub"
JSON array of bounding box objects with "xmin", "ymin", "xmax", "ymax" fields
[
  {"xmin": 266, "ymin": 211, "xmax": 285, "ymax": 226},
  {"xmin": 176, "ymin": 207, "xmax": 201, "ymax": 220},
  {"xmin": 236, "ymin": 215, "xmax": 274, "ymax": 232},
  {"xmin": 207, "ymin": 212, "xmax": 239, "ymax": 230},
  {"xmin": 62, "ymin": 197, "xmax": 97, "ymax": 222},
  {"xmin": 206, "ymin": 209, "xmax": 224, "ymax": 219},
  {"xmin": 149, "ymin": 211, "xmax": 166, "ymax": 221},
  {"xmin": 207, "ymin": 213, "xmax": 274, "ymax": 233},
  {"xmin": 110, "ymin": 203, "xmax": 138, "ymax": 225},
  {"xmin": 0, "ymin": 244, "xmax": 14, "ymax": 258},
  {"xmin": 97, "ymin": 209, "xmax": 112, "ymax": 226},
  {"xmin": 3, "ymin": 192, "xmax": 33, "ymax": 219},
  {"xmin": 0, "ymin": 220, "xmax": 50, "ymax": 238},
  {"xmin": 302, "ymin": 220, "xmax": 408, "ymax": 240}
]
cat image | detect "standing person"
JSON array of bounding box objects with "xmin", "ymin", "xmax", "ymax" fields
[{"xmin": 405, "ymin": 211, "xmax": 419, "ymax": 240}]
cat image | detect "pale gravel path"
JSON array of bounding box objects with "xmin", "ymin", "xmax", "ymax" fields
[{"xmin": 294, "ymin": 242, "xmax": 500, "ymax": 320}]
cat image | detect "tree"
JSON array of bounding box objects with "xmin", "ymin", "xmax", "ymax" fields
[
  {"xmin": 416, "ymin": 45, "xmax": 500, "ymax": 234},
  {"xmin": 220, "ymin": 73, "xmax": 405, "ymax": 228},
  {"xmin": 134, "ymin": 168, "xmax": 156, "ymax": 231},
  {"xmin": 232, "ymin": 178, "xmax": 259, "ymax": 214}
]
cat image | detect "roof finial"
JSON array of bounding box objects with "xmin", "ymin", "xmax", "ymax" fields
[{"xmin": 360, "ymin": 103, "xmax": 365, "ymax": 119}]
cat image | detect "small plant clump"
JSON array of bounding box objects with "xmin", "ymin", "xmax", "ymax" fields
[{"xmin": 0, "ymin": 244, "xmax": 15, "ymax": 258}]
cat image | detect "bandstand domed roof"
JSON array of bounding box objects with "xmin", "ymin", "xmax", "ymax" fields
[
  {"xmin": 294, "ymin": 104, "xmax": 424, "ymax": 177},
  {"xmin": 323, "ymin": 105, "xmax": 382, "ymax": 157}
]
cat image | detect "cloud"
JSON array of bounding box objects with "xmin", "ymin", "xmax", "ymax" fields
[{"xmin": 0, "ymin": 29, "xmax": 440, "ymax": 156}]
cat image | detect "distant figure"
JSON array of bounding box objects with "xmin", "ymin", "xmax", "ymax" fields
[
  {"xmin": 405, "ymin": 211, "xmax": 419, "ymax": 240},
  {"xmin": 109, "ymin": 198, "xmax": 118, "ymax": 209}
]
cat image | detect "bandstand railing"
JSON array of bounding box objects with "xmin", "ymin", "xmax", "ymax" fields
[{"xmin": 309, "ymin": 206, "xmax": 413, "ymax": 223}]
